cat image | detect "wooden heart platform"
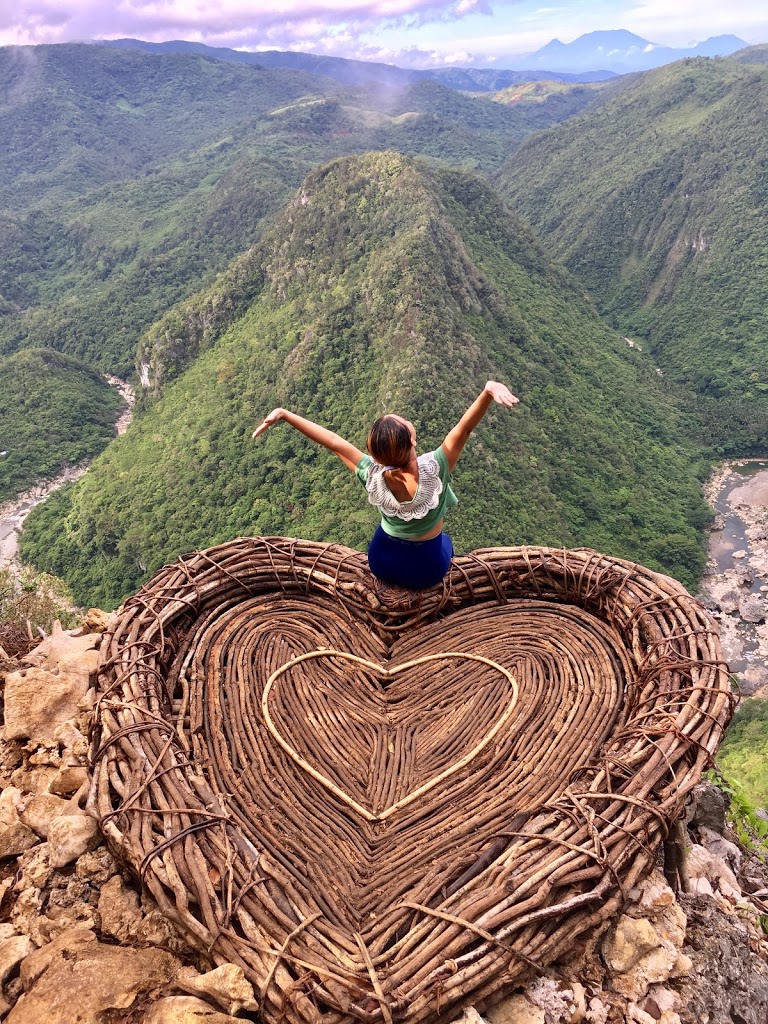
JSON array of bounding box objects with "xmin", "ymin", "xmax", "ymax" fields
[{"xmin": 90, "ymin": 540, "xmax": 732, "ymax": 1023}]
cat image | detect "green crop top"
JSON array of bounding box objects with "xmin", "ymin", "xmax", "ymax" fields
[{"xmin": 355, "ymin": 446, "xmax": 458, "ymax": 538}]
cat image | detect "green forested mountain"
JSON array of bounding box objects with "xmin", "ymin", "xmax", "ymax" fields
[
  {"xmin": 497, "ymin": 56, "xmax": 768, "ymax": 452},
  {"xmin": 21, "ymin": 154, "xmax": 710, "ymax": 607},
  {"xmin": 0, "ymin": 44, "xmax": 600, "ymax": 376},
  {"xmin": 0, "ymin": 349, "xmax": 122, "ymax": 502}
]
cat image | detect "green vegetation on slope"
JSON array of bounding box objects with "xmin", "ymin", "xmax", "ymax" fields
[
  {"xmin": 718, "ymin": 699, "xmax": 768, "ymax": 811},
  {"xmin": 498, "ymin": 57, "xmax": 768, "ymax": 452},
  {"xmin": 0, "ymin": 44, "xmax": 603, "ymax": 375},
  {"xmin": 0, "ymin": 349, "xmax": 122, "ymax": 503},
  {"xmin": 21, "ymin": 154, "xmax": 710, "ymax": 607}
]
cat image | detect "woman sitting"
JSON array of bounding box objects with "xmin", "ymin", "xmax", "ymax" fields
[{"xmin": 252, "ymin": 381, "xmax": 518, "ymax": 589}]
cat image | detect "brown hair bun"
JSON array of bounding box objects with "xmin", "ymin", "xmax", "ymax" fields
[{"xmin": 367, "ymin": 416, "xmax": 412, "ymax": 468}]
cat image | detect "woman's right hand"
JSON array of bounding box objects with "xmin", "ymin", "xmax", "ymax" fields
[
  {"xmin": 252, "ymin": 408, "xmax": 286, "ymax": 438},
  {"xmin": 484, "ymin": 382, "xmax": 519, "ymax": 406}
]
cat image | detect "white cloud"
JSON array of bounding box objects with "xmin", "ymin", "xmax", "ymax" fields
[
  {"xmin": 624, "ymin": 0, "xmax": 768, "ymax": 45},
  {"xmin": 0, "ymin": 0, "xmax": 497, "ymax": 49}
]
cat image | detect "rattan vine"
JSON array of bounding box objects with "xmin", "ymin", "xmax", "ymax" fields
[{"xmin": 89, "ymin": 539, "xmax": 732, "ymax": 1023}]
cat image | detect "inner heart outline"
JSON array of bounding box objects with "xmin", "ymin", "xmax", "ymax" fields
[{"xmin": 261, "ymin": 647, "xmax": 519, "ymax": 822}]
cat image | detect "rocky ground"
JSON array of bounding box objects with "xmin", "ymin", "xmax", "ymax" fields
[
  {"xmin": 0, "ymin": 616, "xmax": 766, "ymax": 1023},
  {"xmin": 699, "ymin": 461, "xmax": 768, "ymax": 696}
]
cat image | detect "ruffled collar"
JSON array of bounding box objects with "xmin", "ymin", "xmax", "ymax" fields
[{"xmin": 364, "ymin": 452, "xmax": 443, "ymax": 521}]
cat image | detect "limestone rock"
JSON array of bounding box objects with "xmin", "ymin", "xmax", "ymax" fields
[
  {"xmin": 24, "ymin": 621, "xmax": 100, "ymax": 672},
  {"xmin": 485, "ymin": 993, "xmax": 546, "ymax": 1024},
  {"xmin": 81, "ymin": 609, "xmax": 113, "ymax": 634},
  {"xmin": 718, "ymin": 590, "xmax": 741, "ymax": 614},
  {"xmin": 98, "ymin": 875, "xmax": 187, "ymax": 951},
  {"xmin": 144, "ymin": 996, "xmax": 243, "ymax": 1023},
  {"xmin": 739, "ymin": 596, "xmax": 766, "ymax": 623},
  {"xmin": 47, "ymin": 813, "xmax": 101, "ymax": 869},
  {"xmin": 48, "ymin": 765, "xmax": 89, "ymax": 796},
  {"xmin": 3, "ymin": 667, "xmax": 91, "ymax": 743},
  {"xmin": 16, "ymin": 793, "xmax": 70, "ymax": 838},
  {"xmin": 688, "ymin": 780, "xmax": 727, "ymax": 834},
  {"xmin": 0, "ymin": 787, "xmax": 39, "ymax": 859},
  {"xmin": 602, "ymin": 904, "xmax": 686, "ymax": 1002},
  {"xmin": 0, "ymin": 822, "xmax": 39, "ymax": 860},
  {"xmin": 697, "ymin": 825, "xmax": 742, "ymax": 874},
  {"xmin": 686, "ymin": 844, "xmax": 742, "ymax": 901},
  {"xmin": 75, "ymin": 847, "xmax": 119, "ymax": 884},
  {"xmin": 0, "ymin": 934, "xmax": 33, "ymax": 984},
  {"xmin": 176, "ymin": 964, "xmax": 258, "ymax": 1016},
  {"xmin": 7, "ymin": 926, "xmax": 181, "ymax": 1024}
]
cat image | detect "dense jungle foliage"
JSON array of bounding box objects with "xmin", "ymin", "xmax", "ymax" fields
[
  {"xmin": 21, "ymin": 154, "xmax": 711, "ymax": 607},
  {"xmin": 0, "ymin": 44, "xmax": 602, "ymax": 377},
  {"xmin": 498, "ymin": 56, "xmax": 768, "ymax": 452},
  {"xmin": 0, "ymin": 349, "xmax": 121, "ymax": 503}
]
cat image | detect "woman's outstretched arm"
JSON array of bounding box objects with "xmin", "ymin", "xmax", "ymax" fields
[
  {"xmin": 252, "ymin": 408, "xmax": 365, "ymax": 472},
  {"xmin": 441, "ymin": 382, "xmax": 519, "ymax": 472}
]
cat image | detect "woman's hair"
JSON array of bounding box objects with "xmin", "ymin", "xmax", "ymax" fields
[{"xmin": 367, "ymin": 415, "xmax": 412, "ymax": 468}]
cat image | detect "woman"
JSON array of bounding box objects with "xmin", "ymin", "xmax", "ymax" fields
[{"xmin": 252, "ymin": 381, "xmax": 519, "ymax": 589}]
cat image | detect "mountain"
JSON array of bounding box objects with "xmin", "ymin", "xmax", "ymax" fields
[
  {"xmin": 20, "ymin": 153, "xmax": 710, "ymax": 606},
  {"xmin": 730, "ymin": 43, "xmax": 768, "ymax": 64},
  {"xmin": 0, "ymin": 43, "xmax": 605, "ymax": 378},
  {"xmin": 497, "ymin": 55, "xmax": 768, "ymax": 451},
  {"xmin": 97, "ymin": 38, "xmax": 617, "ymax": 90},
  {"xmin": 515, "ymin": 30, "xmax": 747, "ymax": 74},
  {"xmin": 0, "ymin": 350, "xmax": 122, "ymax": 502}
]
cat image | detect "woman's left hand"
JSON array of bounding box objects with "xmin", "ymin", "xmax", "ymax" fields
[
  {"xmin": 252, "ymin": 408, "xmax": 286, "ymax": 438},
  {"xmin": 485, "ymin": 382, "xmax": 519, "ymax": 406}
]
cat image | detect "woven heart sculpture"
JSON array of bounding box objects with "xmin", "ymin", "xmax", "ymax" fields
[{"xmin": 91, "ymin": 540, "xmax": 731, "ymax": 1024}]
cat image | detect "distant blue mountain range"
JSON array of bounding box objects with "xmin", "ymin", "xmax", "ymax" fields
[
  {"xmin": 96, "ymin": 29, "xmax": 750, "ymax": 93},
  {"xmin": 94, "ymin": 38, "xmax": 616, "ymax": 91},
  {"xmin": 515, "ymin": 29, "xmax": 747, "ymax": 74}
]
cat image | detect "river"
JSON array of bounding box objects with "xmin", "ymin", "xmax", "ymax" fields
[{"xmin": 0, "ymin": 376, "xmax": 134, "ymax": 571}]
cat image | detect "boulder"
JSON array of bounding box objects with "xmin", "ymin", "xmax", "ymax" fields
[
  {"xmin": 688, "ymin": 781, "xmax": 727, "ymax": 834},
  {"xmin": 739, "ymin": 597, "xmax": 766, "ymax": 624},
  {"xmin": 3, "ymin": 667, "xmax": 91, "ymax": 743},
  {"xmin": 718, "ymin": 590, "xmax": 741, "ymax": 614},
  {"xmin": 7, "ymin": 926, "xmax": 181, "ymax": 1024}
]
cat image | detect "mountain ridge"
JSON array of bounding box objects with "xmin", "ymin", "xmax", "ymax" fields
[
  {"xmin": 20, "ymin": 153, "xmax": 710, "ymax": 606},
  {"xmin": 497, "ymin": 55, "xmax": 768, "ymax": 450}
]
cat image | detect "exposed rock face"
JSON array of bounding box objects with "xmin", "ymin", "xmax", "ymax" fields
[{"xmin": 676, "ymin": 894, "xmax": 768, "ymax": 1024}]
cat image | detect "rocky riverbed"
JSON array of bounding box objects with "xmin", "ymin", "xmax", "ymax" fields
[{"xmin": 698, "ymin": 460, "xmax": 768, "ymax": 696}]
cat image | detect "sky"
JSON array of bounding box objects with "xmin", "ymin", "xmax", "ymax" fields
[{"xmin": 1, "ymin": 0, "xmax": 767, "ymax": 68}]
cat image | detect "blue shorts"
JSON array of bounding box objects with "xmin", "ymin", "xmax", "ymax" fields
[{"xmin": 367, "ymin": 526, "xmax": 454, "ymax": 590}]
